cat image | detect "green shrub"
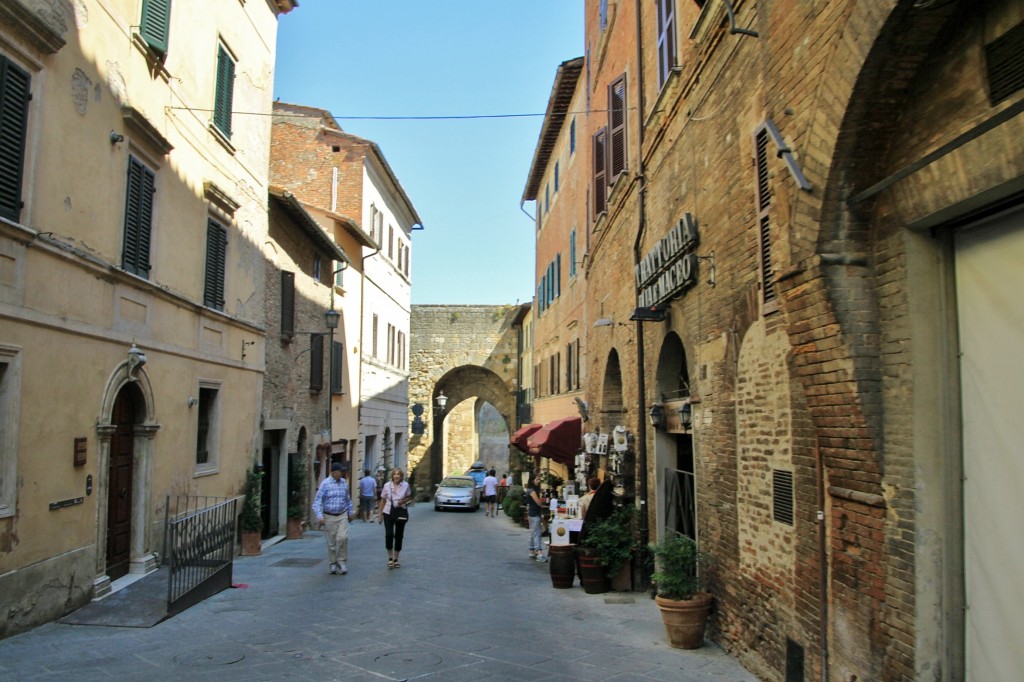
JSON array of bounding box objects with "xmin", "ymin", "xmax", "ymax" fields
[
  {"xmin": 240, "ymin": 469, "xmax": 264, "ymax": 532},
  {"xmin": 503, "ymin": 485, "xmax": 524, "ymax": 520},
  {"xmin": 583, "ymin": 505, "xmax": 637, "ymax": 578},
  {"xmin": 287, "ymin": 457, "xmax": 307, "ymax": 519},
  {"xmin": 649, "ymin": 534, "xmax": 708, "ymax": 600}
]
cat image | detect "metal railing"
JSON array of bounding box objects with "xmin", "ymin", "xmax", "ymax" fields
[{"xmin": 164, "ymin": 495, "xmax": 236, "ymax": 616}]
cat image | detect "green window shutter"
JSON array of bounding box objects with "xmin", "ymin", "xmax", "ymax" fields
[
  {"xmin": 309, "ymin": 334, "xmax": 324, "ymax": 391},
  {"xmin": 330, "ymin": 340, "xmax": 343, "ymax": 394},
  {"xmin": 122, "ymin": 157, "xmax": 155, "ymax": 278},
  {"xmin": 140, "ymin": 0, "xmax": 172, "ymax": 57},
  {"xmin": 204, "ymin": 219, "xmax": 227, "ymax": 310},
  {"xmin": 0, "ymin": 55, "xmax": 31, "ymax": 223},
  {"xmin": 214, "ymin": 45, "xmax": 235, "ymax": 138}
]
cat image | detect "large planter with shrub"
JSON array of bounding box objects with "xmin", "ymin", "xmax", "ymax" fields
[
  {"xmin": 240, "ymin": 468, "xmax": 264, "ymax": 556},
  {"xmin": 649, "ymin": 534, "xmax": 713, "ymax": 649},
  {"xmin": 579, "ymin": 505, "xmax": 636, "ymax": 594}
]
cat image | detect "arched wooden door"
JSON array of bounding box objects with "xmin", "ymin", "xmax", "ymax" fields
[{"xmin": 106, "ymin": 386, "xmax": 138, "ymax": 580}]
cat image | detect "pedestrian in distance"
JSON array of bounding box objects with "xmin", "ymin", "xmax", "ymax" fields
[
  {"xmin": 482, "ymin": 468, "xmax": 499, "ymax": 517},
  {"xmin": 526, "ymin": 473, "xmax": 547, "ymax": 562},
  {"xmin": 312, "ymin": 462, "xmax": 353, "ymax": 575},
  {"xmin": 358, "ymin": 469, "xmax": 377, "ymax": 522},
  {"xmin": 378, "ymin": 467, "xmax": 412, "ymax": 569}
]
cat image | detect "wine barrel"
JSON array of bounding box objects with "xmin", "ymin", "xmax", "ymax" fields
[{"xmin": 549, "ymin": 544, "xmax": 575, "ymax": 588}]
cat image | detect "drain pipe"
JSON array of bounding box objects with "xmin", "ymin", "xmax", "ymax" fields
[
  {"xmin": 815, "ymin": 437, "xmax": 829, "ymax": 681},
  {"xmin": 632, "ymin": 0, "xmax": 652, "ymax": 588}
]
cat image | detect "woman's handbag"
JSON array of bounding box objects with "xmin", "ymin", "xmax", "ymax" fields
[{"xmin": 394, "ymin": 506, "xmax": 409, "ymax": 522}]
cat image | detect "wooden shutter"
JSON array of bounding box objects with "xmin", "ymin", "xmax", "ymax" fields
[
  {"xmin": 122, "ymin": 157, "xmax": 155, "ymax": 277},
  {"xmin": 0, "ymin": 56, "xmax": 30, "ymax": 223},
  {"xmin": 309, "ymin": 333, "xmax": 324, "ymax": 391},
  {"xmin": 214, "ymin": 45, "xmax": 234, "ymax": 138},
  {"xmin": 139, "ymin": 0, "xmax": 172, "ymax": 57},
  {"xmin": 609, "ymin": 76, "xmax": 627, "ymax": 180},
  {"xmin": 656, "ymin": 0, "xmax": 676, "ymax": 87},
  {"xmin": 280, "ymin": 271, "xmax": 295, "ymax": 336},
  {"xmin": 754, "ymin": 126, "xmax": 777, "ymax": 309},
  {"xmin": 204, "ymin": 219, "xmax": 227, "ymax": 310},
  {"xmin": 592, "ymin": 128, "xmax": 607, "ymax": 218},
  {"xmin": 555, "ymin": 253, "xmax": 561, "ymax": 297},
  {"xmin": 331, "ymin": 340, "xmax": 343, "ymax": 394}
]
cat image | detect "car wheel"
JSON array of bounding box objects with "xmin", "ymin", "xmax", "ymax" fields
[{"xmin": 434, "ymin": 504, "xmax": 441, "ymax": 511}]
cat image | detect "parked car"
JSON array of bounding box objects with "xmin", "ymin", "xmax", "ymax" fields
[
  {"xmin": 434, "ymin": 476, "xmax": 480, "ymax": 512},
  {"xmin": 466, "ymin": 461, "xmax": 487, "ymax": 492}
]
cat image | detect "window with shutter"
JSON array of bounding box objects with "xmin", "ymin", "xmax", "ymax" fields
[
  {"xmin": 0, "ymin": 55, "xmax": 30, "ymax": 223},
  {"xmin": 608, "ymin": 76, "xmax": 627, "ymax": 180},
  {"xmin": 280, "ymin": 271, "xmax": 295, "ymax": 336},
  {"xmin": 556, "ymin": 253, "xmax": 561, "ymax": 298},
  {"xmin": 656, "ymin": 0, "xmax": 677, "ymax": 88},
  {"xmin": 331, "ymin": 340, "xmax": 343, "ymax": 394},
  {"xmin": 754, "ymin": 125, "xmax": 778, "ymax": 311},
  {"xmin": 213, "ymin": 44, "xmax": 235, "ymax": 139},
  {"xmin": 203, "ymin": 219, "xmax": 227, "ymax": 310},
  {"xmin": 122, "ymin": 156, "xmax": 155, "ymax": 278},
  {"xmin": 569, "ymin": 229, "xmax": 577, "ymax": 277},
  {"xmin": 592, "ymin": 128, "xmax": 607, "ymax": 219},
  {"xmin": 309, "ymin": 334, "xmax": 324, "ymax": 391},
  {"xmin": 140, "ymin": 0, "xmax": 172, "ymax": 57}
]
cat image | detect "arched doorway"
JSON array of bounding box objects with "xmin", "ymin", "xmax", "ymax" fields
[
  {"xmin": 106, "ymin": 382, "xmax": 142, "ymax": 581},
  {"xmin": 652, "ymin": 333, "xmax": 695, "ymax": 541}
]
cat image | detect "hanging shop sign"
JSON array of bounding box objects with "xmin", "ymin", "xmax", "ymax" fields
[{"xmin": 635, "ymin": 212, "xmax": 700, "ymax": 308}]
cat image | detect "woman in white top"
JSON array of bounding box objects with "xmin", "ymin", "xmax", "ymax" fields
[{"xmin": 378, "ymin": 468, "xmax": 412, "ymax": 569}]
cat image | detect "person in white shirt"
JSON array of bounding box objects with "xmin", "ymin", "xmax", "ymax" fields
[{"xmin": 482, "ymin": 468, "xmax": 499, "ymax": 517}]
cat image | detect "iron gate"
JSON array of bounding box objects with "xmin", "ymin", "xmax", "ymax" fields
[{"xmin": 164, "ymin": 495, "xmax": 236, "ymax": 616}]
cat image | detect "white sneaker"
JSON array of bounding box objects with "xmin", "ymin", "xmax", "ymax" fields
[
  {"xmin": 536, "ymin": 555, "xmax": 548, "ymax": 563},
  {"xmin": 338, "ymin": 561, "xmax": 347, "ymax": 574},
  {"xmin": 329, "ymin": 563, "xmax": 338, "ymax": 574}
]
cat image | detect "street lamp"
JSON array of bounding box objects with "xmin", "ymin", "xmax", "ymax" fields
[
  {"xmin": 435, "ymin": 391, "xmax": 448, "ymax": 410},
  {"xmin": 648, "ymin": 403, "xmax": 665, "ymax": 429}
]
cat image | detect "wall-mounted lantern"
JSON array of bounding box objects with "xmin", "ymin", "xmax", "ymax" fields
[{"xmin": 648, "ymin": 403, "xmax": 665, "ymax": 429}]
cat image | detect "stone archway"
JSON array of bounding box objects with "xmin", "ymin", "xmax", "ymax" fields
[{"xmin": 93, "ymin": 354, "xmax": 159, "ymax": 599}]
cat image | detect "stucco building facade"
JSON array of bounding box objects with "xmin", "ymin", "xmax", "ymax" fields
[{"xmin": 0, "ymin": 0, "xmax": 295, "ymax": 637}]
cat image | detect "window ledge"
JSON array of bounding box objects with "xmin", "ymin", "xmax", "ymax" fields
[
  {"xmin": 209, "ymin": 124, "xmax": 237, "ymax": 155},
  {"xmin": 194, "ymin": 465, "xmax": 219, "ymax": 478}
]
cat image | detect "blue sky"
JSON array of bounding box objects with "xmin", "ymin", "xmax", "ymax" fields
[{"xmin": 273, "ymin": 1, "xmax": 584, "ymax": 305}]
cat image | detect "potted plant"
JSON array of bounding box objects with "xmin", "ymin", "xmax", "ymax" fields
[
  {"xmin": 240, "ymin": 468, "xmax": 264, "ymax": 555},
  {"xmin": 649, "ymin": 533, "xmax": 713, "ymax": 649},
  {"xmin": 578, "ymin": 505, "xmax": 636, "ymax": 593},
  {"xmin": 286, "ymin": 457, "xmax": 307, "ymax": 539},
  {"xmin": 502, "ymin": 485, "xmax": 523, "ymax": 524}
]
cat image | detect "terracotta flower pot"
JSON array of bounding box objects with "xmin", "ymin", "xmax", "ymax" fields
[
  {"xmin": 655, "ymin": 592, "xmax": 713, "ymax": 649},
  {"xmin": 241, "ymin": 529, "xmax": 262, "ymax": 556},
  {"xmin": 286, "ymin": 517, "xmax": 304, "ymax": 539}
]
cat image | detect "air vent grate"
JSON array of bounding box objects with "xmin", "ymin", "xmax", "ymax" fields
[
  {"xmin": 987, "ymin": 21, "xmax": 1024, "ymax": 105},
  {"xmin": 773, "ymin": 469, "xmax": 794, "ymax": 526}
]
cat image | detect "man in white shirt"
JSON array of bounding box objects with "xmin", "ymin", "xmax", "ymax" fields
[{"xmin": 482, "ymin": 469, "xmax": 499, "ymax": 517}]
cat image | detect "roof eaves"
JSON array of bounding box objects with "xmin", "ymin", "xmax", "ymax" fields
[
  {"xmin": 268, "ymin": 186, "xmax": 350, "ymax": 264},
  {"xmin": 522, "ymin": 56, "xmax": 584, "ymax": 202}
]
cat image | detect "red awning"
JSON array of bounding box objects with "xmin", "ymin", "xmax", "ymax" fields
[
  {"xmin": 510, "ymin": 424, "xmax": 542, "ymax": 453},
  {"xmin": 527, "ymin": 416, "xmax": 582, "ymax": 466}
]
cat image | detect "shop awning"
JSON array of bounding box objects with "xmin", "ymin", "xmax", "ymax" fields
[
  {"xmin": 527, "ymin": 416, "xmax": 582, "ymax": 466},
  {"xmin": 510, "ymin": 424, "xmax": 542, "ymax": 453}
]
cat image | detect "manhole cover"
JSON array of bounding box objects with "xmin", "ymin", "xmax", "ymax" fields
[
  {"xmin": 174, "ymin": 646, "xmax": 246, "ymax": 666},
  {"xmin": 604, "ymin": 595, "xmax": 635, "ymax": 604},
  {"xmin": 271, "ymin": 558, "xmax": 322, "ymax": 567}
]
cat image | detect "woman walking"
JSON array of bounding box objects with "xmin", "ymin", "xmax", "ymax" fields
[
  {"xmin": 378, "ymin": 467, "xmax": 412, "ymax": 568},
  {"xmin": 526, "ymin": 473, "xmax": 547, "ymax": 562}
]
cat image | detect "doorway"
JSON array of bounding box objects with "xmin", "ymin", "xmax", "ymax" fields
[{"xmin": 106, "ymin": 384, "xmax": 140, "ymax": 581}]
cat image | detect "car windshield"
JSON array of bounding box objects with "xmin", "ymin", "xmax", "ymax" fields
[{"xmin": 439, "ymin": 478, "xmax": 474, "ymax": 488}]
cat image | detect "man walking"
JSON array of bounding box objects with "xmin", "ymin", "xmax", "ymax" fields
[
  {"xmin": 358, "ymin": 469, "xmax": 377, "ymax": 522},
  {"xmin": 312, "ymin": 462, "xmax": 353, "ymax": 575}
]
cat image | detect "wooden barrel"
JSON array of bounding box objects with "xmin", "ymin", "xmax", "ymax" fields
[
  {"xmin": 578, "ymin": 550, "xmax": 610, "ymax": 594},
  {"xmin": 549, "ymin": 544, "xmax": 575, "ymax": 588}
]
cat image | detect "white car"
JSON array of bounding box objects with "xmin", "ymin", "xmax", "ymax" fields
[{"xmin": 434, "ymin": 476, "xmax": 480, "ymax": 512}]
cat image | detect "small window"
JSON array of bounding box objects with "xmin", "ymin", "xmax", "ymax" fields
[
  {"xmin": 0, "ymin": 55, "xmax": 31, "ymax": 223},
  {"xmin": 570, "ymin": 118, "xmax": 576, "ymax": 154},
  {"xmin": 140, "ymin": 0, "xmax": 172, "ymax": 57},
  {"xmin": 772, "ymin": 469, "xmax": 794, "ymax": 526},
  {"xmin": 213, "ymin": 44, "xmax": 235, "ymax": 139},
  {"xmin": 545, "ymin": 184, "xmax": 550, "ymax": 214},
  {"xmin": 656, "ymin": 0, "xmax": 677, "ymax": 88},
  {"xmin": 554, "ymin": 161, "xmax": 560, "ymax": 193},
  {"xmin": 313, "ymin": 253, "xmax": 322, "ymax": 281},
  {"xmin": 122, "ymin": 156, "xmax": 155, "ymax": 278},
  {"xmin": 203, "ymin": 219, "xmax": 227, "ymax": 311},
  {"xmin": 195, "ymin": 385, "xmax": 219, "ymax": 469}
]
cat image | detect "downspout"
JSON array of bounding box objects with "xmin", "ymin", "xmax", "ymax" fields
[
  {"xmin": 815, "ymin": 437, "xmax": 829, "ymax": 681},
  {"xmin": 632, "ymin": 0, "xmax": 651, "ymax": 588}
]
